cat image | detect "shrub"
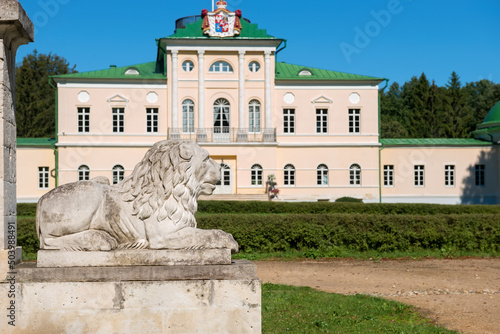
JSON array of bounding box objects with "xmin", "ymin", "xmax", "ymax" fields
[{"xmin": 335, "ymin": 197, "xmax": 363, "ymax": 203}]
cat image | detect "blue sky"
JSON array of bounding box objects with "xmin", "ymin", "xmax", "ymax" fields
[{"xmin": 17, "ymin": 0, "xmax": 500, "ymax": 86}]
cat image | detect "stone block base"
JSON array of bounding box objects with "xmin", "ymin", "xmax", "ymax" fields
[
  {"xmin": 37, "ymin": 249, "xmax": 232, "ymax": 268},
  {"xmin": 0, "ymin": 260, "xmax": 261, "ymax": 333}
]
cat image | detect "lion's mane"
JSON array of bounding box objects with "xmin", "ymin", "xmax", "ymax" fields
[{"xmin": 117, "ymin": 140, "xmax": 202, "ymax": 229}]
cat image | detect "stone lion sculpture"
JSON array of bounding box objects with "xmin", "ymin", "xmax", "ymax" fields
[{"xmin": 36, "ymin": 140, "xmax": 238, "ymax": 253}]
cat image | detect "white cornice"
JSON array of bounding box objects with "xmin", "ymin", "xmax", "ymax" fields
[{"xmin": 57, "ymin": 82, "xmax": 168, "ymax": 89}]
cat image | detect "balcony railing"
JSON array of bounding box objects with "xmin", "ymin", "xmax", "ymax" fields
[{"xmin": 167, "ymin": 128, "xmax": 277, "ymax": 143}]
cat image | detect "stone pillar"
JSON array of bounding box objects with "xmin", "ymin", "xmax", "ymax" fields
[
  {"xmin": 264, "ymin": 51, "xmax": 272, "ymax": 131},
  {"xmin": 197, "ymin": 50, "xmax": 207, "ymax": 141},
  {"xmin": 171, "ymin": 50, "xmax": 179, "ymax": 137},
  {"xmin": 237, "ymin": 50, "xmax": 247, "ymax": 142},
  {"xmin": 0, "ymin": 0, "xmax": 34, "ymax": 279}
]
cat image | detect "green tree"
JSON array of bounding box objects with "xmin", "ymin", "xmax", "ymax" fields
[
  {"xmin": 463, "ymin": 79, "xmax": 500, "ymax": 132},
  {"xmin": 404, "ymin": 73, "xmax": 444, "ymax": 138},
  {"xmin": 15, "ymin": 50, "xmax": 77, "ymax": 138},
  {"xmin": 442, "ymin": 71, "xmax": 472, "ymax": 138},
  {"xmin": 380, "ymin": 82, "xmax": 409, "ymax": 138}
]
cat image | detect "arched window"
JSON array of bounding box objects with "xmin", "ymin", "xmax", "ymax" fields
[
  {"xmin": 317, "ymin": 164, "xmax": 328, "ymax": 186},
  {"xmin": 213, "ymin": 98, "xmax": 230, "ymax": 133},
  {"xmin": 209, "ymin": 61, "xmax": 233, "ymax": 73},
  {"xmin": 217, "ymin": 163, "xmax": 231, "ymax": 186},
  {"xmin": 349, "ymin": 164, "xmax": 361, "ymax": 186},
  {"xmin": 78, "ymin": 165, "xmax": 90, "ymax": 181},
  {"xmin": 284, "ymin": 164, "xmax": 295, "ymax": 186},
  {"xmin": 249, "ymin": 61, "xmax": 260, "ymax": 73},
  {"xmin": 182, "ymin": 99, "xmax": 195, "ymax": 133},
  {"xmin": 248, "ymin": 100, "xmax": 261, "ymax": 133},
  {"xmin": 251, "ymin": 164, "xmax": 263, "ymax": 186},
  {"xmin": 112, "ymin": 165, "xmax": 125, "ymax": 185}
]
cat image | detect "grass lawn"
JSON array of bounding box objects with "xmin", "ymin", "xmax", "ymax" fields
[{"xmin": 263, "ymin": 284, "xmax": 456, "ymax": 333}]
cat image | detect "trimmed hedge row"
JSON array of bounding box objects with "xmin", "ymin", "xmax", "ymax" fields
[
  {"xmin": 197, "ymin": 213, "xmax": 500, "ymax": 254},
  {"xmin": 15, "ymin": 203, "xmax": 500, "ymax": 257},
  {"xmin": 197, "ymin": 201, "xmax": 500, "ymax": 215}
]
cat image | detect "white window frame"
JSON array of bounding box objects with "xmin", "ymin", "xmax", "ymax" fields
[
  {"xmin": 248, "ymin": 61, "xmax": 260, "ymax": 73},
  {"xmin": 384, "ymin": 165, "xmax": 394, "ymax": 187},
  {"xmin": 445, "ymin": 165, "xmax": 455, "ymax": 187},
  {"xmin": 213, "ymin": 98, "xmax": 230, "ymax": 133},
  {"xmin": 284, "ymin": 164, "xmax": 295, "ymax": 186},
  {"xmin": 317, "ymin": 164, "xmax": 328, "ymax": 186},
  {"xmin": 112, "ymin": 108, "xmax": 125, "ymax": 133},
  {"xmin": 77, "ymin": 107, "xmax": 90, "ymax": 133},
  {"xmin": 217, "ymin": 163, "xmax": 231, "ymax": 186},
  {"xmin": 146, "ymin": 108, "xmax": 159, "ymax": 133},
  {"xmin": 475, "ymin": 164, "xmax": 485, "ymax": 186},
  {"xmin": 209, "ymin": 61, "xmax": 233, "ymax": 73},
  {"xmin": 414, "ymin": 165, "xmax": 425, "ymax": 187},
  {"xmin": 249, "ymin": 100, "xmax": 261, "ymax": 133},
  {"xmin": 38, "ymin": 167, "xmax": 49, "ymax": 189},
  {"xmin": 112, "ymin": 165, "xmax": 125, "ymax": 185},
  {"xmin": 316, "ymin": 109, "xmax": 328, "ymax": 134},
  {"xmin": 78, "ymin": 165, "xmax": 90, "ymax": 181},
  {"xmin": 349, "ymin": 164, "xmax": 361, "ymax": 186},
  {"xmin": 251, "ymin": 164, "xmax": 263, "ymax": 186},
  {"xmin": 283, "ymin": 109, "xmax": 295, "ymax": 134},
  {"xmin": 182, "ymin": 60, "xmax": 194, "ymax": 72},
  {"xmin": 182, "ymin": 99, "xmax": 195, "ymax": 133},
  {"xmin": 348, "ymin": 108, "xmax": 360, "ymax": 134}
]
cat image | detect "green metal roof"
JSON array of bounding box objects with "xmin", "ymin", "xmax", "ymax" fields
[
  {"xmin": 52, "ymin": 62, "xmax": 165, "ymax": 80},
  {"xmin": 166, "ymin": 17, "xmax": 278, "ymax": 40},
  {"xmin": 17, "ymin": 138, "xmax": 56, "ymax": 146},
  {"xmin": 380, "ymin": 138, "xmax": 492, "ymax": 146},
  {"xmin": 275, "ymin": 62, "xmax": 385, "ymax": 82},
  {"xmin": 477, "ymin": 101, "xmax": 500, "ymax": 129}
]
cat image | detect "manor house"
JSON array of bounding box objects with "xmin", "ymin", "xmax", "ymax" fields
[{"xmin": 17, "ymin": 1, "xmax": 500, "ymax": 204}]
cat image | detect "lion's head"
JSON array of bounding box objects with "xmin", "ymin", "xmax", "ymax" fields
[{"xmin": 117, "ymin": 140, "xmax": 220, "ymax": 228}]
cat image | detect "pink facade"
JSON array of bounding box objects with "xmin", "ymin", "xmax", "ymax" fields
[{"xmin": 16, "ymin": 3, "xmax": 500, "ymax": 204}]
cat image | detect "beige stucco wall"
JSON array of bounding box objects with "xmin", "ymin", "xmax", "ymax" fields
[
  {"xmin": 381, "ymin": 145, "xmax": 499, "ymax": 204},
  {"xmin": 17, "ymin": 147, "xmax": 55, "ymax": 202}
]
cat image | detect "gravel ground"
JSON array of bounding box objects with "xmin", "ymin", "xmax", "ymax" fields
[{"xmin": 256, "ymin": 258, "xmax": 500, "ymax": 334}]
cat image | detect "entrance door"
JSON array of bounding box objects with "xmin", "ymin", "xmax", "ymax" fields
[
  {"xmin": 214, "ymin": 163, "xmax": 232, "ymax": 194},
  {"xmin": 213, "ymin": 98, "xmax": 230, "ymax": 142}
]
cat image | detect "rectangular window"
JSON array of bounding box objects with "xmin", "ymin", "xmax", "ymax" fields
[
  {"xmin": 384, "ymin": 165, "xmax": 394, "ymax": 187},
  {"xmin": 146, "ymin": 108, "xmax": 159, "ymax": 133},
  {"xmin": 112, "ymin": 108, "xmax": 125, "ymax": 133},
  {"xmin": 77, "ymin": 107, "xmax": 90, "ymax": 133},
  {"xmin": 445, "ymin": 165, "xmax": 455, "ymax": 187},
  {"xmin": 283, "ymin": 109, "xmax": 295, "ymax": 134},
  {"xmin": 316, "ymin": 109, "xmax": 328, "ymax": 133},
  {"xmin": 348, "ymin": 109, "xmax": 360, "ymax": 133},
  {"xmin": 38, "ymin": 167, "xmax": 49, "ymax": 189},
  {"xmin": 414, "ymin": 165, "xmax": 424, "ymax": 187},
  {"xmin": 475, "ymin": 164, "xmax": 485, "ymax": 186}
]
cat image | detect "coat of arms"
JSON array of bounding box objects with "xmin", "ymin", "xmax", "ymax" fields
[{"xmin": 202, "ymin": 1, "xmax": 242, "ymax": 38}]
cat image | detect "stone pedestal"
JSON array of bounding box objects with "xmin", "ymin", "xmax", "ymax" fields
[
  {"xmin": 1, "ymin": 260, "xmax": 261, "ymax": 333},
  {"xmin": 0, "ymin": 0, "xmax": 33, "ymax": 279}
]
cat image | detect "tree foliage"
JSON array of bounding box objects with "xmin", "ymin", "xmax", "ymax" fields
[
  {"xmin": 381, "ymin": 72, "xmax": 500, "ymax": 138},
  {"xmin": 15, "ymin": 50, "xmax": 77, "ymax": 138}
]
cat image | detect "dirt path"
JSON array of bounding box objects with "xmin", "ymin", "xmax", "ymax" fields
[{"xmin": 256, "ymin": 258, "xmax": 500, "ymax": 334}]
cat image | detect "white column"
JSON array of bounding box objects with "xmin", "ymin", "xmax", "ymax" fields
[
  {"xmin": 264, "ymin": 51, "xmax": 272, "ymax": 130},
  {"xmin": 238, "ymin": 50, "xmax": 246, "ymax": 130},
  {"xmin": 171, "ymin": 50, "xmax": 179, "ymax": 132},
  {"xmin": 198, "ymin": 50, "xmax": 205, "ymax": 131}
]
